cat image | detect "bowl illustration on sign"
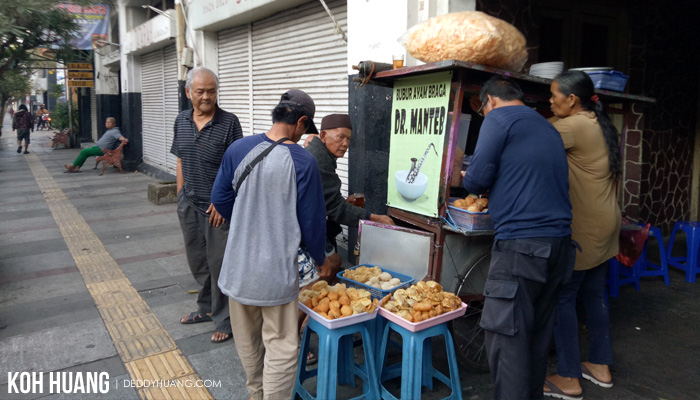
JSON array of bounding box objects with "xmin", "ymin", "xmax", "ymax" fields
[
  {"xmin": 395, "ymin": 170, "xmax": 428, "ymax": 201},
  {"xmin": 395, "ymin": 143, "xmax": 437, "ymax": 202}
]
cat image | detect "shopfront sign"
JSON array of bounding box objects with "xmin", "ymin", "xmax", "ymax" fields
[
  {"xmin": 387, "ymin": 71, "xmax": 452, "ymax": 217},
  {"xmin": 189, "ymin": 0, "xmax": 307, "ymax": 31},
  {"xmin": 56, "ymin": 4, "xmax": 110, "ymax": 50},
  {"xmin": 125, "ymin": 10, "xmax": 175, "ymax": 55}
]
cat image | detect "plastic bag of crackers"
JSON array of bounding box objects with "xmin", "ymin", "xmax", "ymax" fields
[
  {"xmin": 298, "ymin": 280, "xmax": 379, "ymax": 320},
  {"xmin": 402, "ymin": 11, "xmax": 528, "ymax": 72},
  {"xmin": 380, "ymin": 281, "xmax": 462, "ymax": 323}
]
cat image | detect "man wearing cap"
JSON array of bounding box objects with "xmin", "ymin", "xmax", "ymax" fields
[
  {"xmin": 306, "ymin": 114, "xmax": 394, "ymax": 282},
  {"xmin": 171, "ymin": 67, "xmax": 243, "ymax": 344},
  {"xmin": 211, "ymin": 89, "xmax": 326, "ymax": 400}
]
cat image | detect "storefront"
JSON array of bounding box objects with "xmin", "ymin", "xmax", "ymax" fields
[
  {"xmin": 140, "ymin": 44, "xmax": 179, "ymax": 174},
  {"xmin": 215, "ymin": 0, "xmax": 350, "ymax": 193}
]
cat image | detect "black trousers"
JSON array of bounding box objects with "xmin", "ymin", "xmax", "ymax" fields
[
  {"xmin": 176, "ymin": 191, "xmax": 231, "ymax": 329},
  {"xmin": 480, "ymin": 236, "xmax": 575, "ymax": 400}
]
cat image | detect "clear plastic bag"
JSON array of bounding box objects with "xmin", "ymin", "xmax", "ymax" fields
[{"xmin": 401, "ymin": 11, "xmax": 528, "ymax": 72}]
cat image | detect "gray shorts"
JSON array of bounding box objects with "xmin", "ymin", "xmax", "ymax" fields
[{"xmin": 16, "ymin": 129, "xmax": 30, "ymax": 144}]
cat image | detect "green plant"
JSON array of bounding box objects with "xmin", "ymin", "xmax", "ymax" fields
[{"xmin": 51, "ymin": 101, "xmax": 78, "ymax": 131}]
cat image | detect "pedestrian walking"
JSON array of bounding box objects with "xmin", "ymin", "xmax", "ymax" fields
[
  {"xmin": 171, "ymin": 67, "xmax": 243, "ymax": 343},
  {"xmin": 64, "ymin": 117, "xmax": 127, "ymax": 172},
  {"xmin": 462, "ymin": 76, "xmax": 575, "ymax": 400},
  {"xmin": 544, "ymin": 70, "xmax": 621, "ymax": 399},
  {"xmin": 12, "ymin": 105, "xmax": 34, "ymax": 154},
  {"xmin": 211, "ymin": 89, "xmax": 326, "ymax": 400}
]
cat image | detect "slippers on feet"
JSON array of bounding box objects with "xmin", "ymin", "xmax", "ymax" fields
[
  {"xmin": 180, "ymin": 311, "xmax": 212, "ymax": 325},
  {"xmin": 211, "ymin": 321, "xmax": 233, "ymax": 343},
  {"xmin": 211, "ymin": 331, "xmax": 232, "ymax": 343},
  {"xmin": 581, "ymin": 363, "xmax": 613, "ymax": 388},
  {"xmin": 306, "ymin": 352, "xmax": 317, "ymax": 366},
  {"xmin": 544, "ymin": 379, "xmax": 583, "ymax": 400}
]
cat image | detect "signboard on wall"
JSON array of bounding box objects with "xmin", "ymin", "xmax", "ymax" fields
[
  {"xmin": 387, "ymin": 71, "xmax": 452, "ymax": 217},
  {"xmin": 56, "ymin": 4, "xmax": 110, "ymax": 50}
]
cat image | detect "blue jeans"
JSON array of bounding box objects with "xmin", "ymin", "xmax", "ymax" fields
[{"xmin": 553, "ymin": 261, "xmax": 613, "ymax": 377}]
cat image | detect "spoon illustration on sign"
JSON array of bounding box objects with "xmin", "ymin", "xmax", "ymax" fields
[{"xmin": 395, "ymin": 143, "xmax": 437, "ymax": 202}]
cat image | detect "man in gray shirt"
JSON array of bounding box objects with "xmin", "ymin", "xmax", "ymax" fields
[{"xmin": 64, "ymin": 117, "xmax": 127, "ymax": 172}]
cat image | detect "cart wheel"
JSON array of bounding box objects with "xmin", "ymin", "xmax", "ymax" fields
[{"xmin": 450, "ymin": 249, "xmax": 491, "ymax": 373}]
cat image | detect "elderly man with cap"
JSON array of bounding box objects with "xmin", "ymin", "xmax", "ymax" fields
[
  {"xmin": 211, "ymin": 89, "xmax": 326, "ymax": 400},
  {"xmin": 306, "ymin": 114, "xmax": 394, "ymax": 282}
]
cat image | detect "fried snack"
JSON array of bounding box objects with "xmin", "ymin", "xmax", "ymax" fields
[
  {"xmin": 403, "ymin": 11, "xmax": 527, "ymax": 72},
  {"xmin": 316, "ymin": 302, "xmax": 330, "ymax": 314},
  {"xmin": 464, "ymin": 196, "xmax": 476, "ymax": 207},
  {"xmin": 299, "ymin": 280, "xmax": 379, "ymax": 320},
  {"xmin": 312, "ymin": 281, "xmax": 328, "ymax": 291},
  {"xmin": 467, "ymin": 204, "xmax": 483, "ymax": 212},
  {"xmin": 475, "ymin": 198, "xmax": 488, "ymax": 208},
  {"xmin": 382, "ymin": 281, "xmax": 463, "ymax": 323},
  {"xmin": 341, "ymin": 305, "xmax": 353, "ymax": 316},
  {"xmin": 453, "ymin": 199, "xmax": 469, "ymax": 209},
  {"xmin": 413, "ymin": 301, "xmax": 432, "ymax": 312}
]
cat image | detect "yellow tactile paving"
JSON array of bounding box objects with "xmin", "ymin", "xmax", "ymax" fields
[
  {"xmin": 138, "ymin": 374, "xmax": 213, "ymax": 400},
  {"xmin": 125, "ymin": 350, "xmax": 195, "ymax": 388},
  {"xmin": 113, "ymin": 330, "xmax": 177, "ymax": 362},
  {"xmin": 82, "ymin": 269, "xmax": 127, "ymax": 285},
  {"xmin": 26, "ymin": 154, "xmax": 210, "ymax": 399},
  {"xmin": 106, "ymin": 314, "xmax": 166, "ymax": 341},
  {"xmin": 99, "ymin": 301, "xmax": 152, "ymax": 323}
]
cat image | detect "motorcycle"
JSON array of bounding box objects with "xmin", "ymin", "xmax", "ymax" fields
[{"xmin": 41, "ymin": 113, "xmax": 52, "ymax": 130}]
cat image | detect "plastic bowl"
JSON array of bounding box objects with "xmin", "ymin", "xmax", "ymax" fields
[{"xmin": 395, "ymin": 170, "xmax": 428, "ymax": 202}]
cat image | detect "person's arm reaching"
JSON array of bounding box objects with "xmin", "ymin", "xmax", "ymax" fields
[
  {"xmin": 462, "ymin": 117, "xmax": 506, "ymax": 194},
  {"xmin": 210, "ymin": 146, "xmax": 237, "ymax": 223},
  {"xmin": 296, "ymin": 156, "xmax": 327, "ymax": 266}
]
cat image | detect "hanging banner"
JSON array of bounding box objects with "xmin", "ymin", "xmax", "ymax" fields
[
  {"xmin": 56, "ymin": 4, "xmax": 110, "ymax": 50},
  {"xmin": 387, "ymin": 71, "xmax": 452, "ymax": 217}
]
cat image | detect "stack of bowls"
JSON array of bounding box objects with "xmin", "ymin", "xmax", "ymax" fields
[{"xmin": 529, "ymin": 61, "xmax": 564, "ymax": 79}]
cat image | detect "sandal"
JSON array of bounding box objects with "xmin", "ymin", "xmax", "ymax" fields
[
  {"xmin": 544, "ymin": 379, "xmax": 583, "ymax": 400},
  {"xmin": 211, "ymin": 321, "xmax": 233, "ymax": 343},
  {"xmin": 306, "ymin": 351, "xmax": 317, "ymax": 366},
  {"xmin": 180, "ymin": 311, "xmax": 212, "ymax": 325},
  {"xmin": 581, "ymin": 363, "xmax": 613, "ymax": 388}
]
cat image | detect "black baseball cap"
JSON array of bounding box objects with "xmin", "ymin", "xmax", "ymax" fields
[{"xmin": 277, "ymin": 89, "xmax": 318, "ymax": 134}]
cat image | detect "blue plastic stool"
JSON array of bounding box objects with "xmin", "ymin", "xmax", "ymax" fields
[
  {"xmin": 377, "ymin": 321, "xmax": 462, "ymax": 400},
  {"xmin": 635, "ymin": 225, "xmax": 671, "ymax": 285},
  {"xmin": 667, "ymin": 221, "xmax": 700, "ymax": 283},
  {"xmin": 607, "ymin": 257, "xmax": 640, "ymax": 298},
  {"xmin": 294, "ymin": 318, "xmax": 380, "ymax": 400}
]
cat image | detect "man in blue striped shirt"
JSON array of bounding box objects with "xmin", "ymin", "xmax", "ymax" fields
[{"xmin": 171, "ymin": 67, "xmax": 243, "ymax": 343}]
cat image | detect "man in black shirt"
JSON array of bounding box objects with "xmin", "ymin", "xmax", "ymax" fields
[{"xmin": 170, "ymin": 67, "xmax": 243, "ymax": 343}]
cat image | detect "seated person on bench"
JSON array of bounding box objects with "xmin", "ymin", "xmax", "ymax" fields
[{"xmin": 65, "ymin": 117, "xmax": 127, "ymax": 173}]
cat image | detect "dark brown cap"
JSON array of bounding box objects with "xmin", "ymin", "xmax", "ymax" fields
[
  {"xmin": 320, "ymin": 114, "xmax": 352, "ymax": 131},
  {"xmin": 278, "ymin": 89, "xmax": 318, "ymax": 134}
]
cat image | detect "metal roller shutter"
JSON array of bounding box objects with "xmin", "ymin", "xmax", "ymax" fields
[
  {"xmin": 218, "ymin": 25, "xmax": 253, "ymax": 136},
  {"xmin": 217, "ymin": 0, "xmax": 351, "ymax": 237},
  {"xmin": 90, "ymin": 89, "xmax": 97, "ymax": 141},
  {"xmin": 141, "ymin": 44, "xmax": 178, "ymax": 174}
]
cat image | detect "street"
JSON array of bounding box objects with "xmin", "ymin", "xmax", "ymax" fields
[{"xmin": 1, "ymin": 113, "xmax": 699, "ymax": 400}]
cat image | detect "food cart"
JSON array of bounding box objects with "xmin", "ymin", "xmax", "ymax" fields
[{"xmin": 350, "ymin": 59, "xmax": 655, "ymax": 373}]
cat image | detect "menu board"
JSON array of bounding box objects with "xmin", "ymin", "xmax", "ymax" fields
[{"xmin": 387, "ymin": 71, "xmax": 452, "ymax": 217}]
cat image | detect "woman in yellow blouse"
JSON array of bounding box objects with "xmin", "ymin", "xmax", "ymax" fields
[{"xmin": 543, "ymin": 70, "xmax": 621, "ymax": 400}]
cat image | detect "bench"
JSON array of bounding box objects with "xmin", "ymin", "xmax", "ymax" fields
[
  {"xmin": 94, "ymin": 140, "xmax": 128, "ymax": 175},
  {"xmin": 51, "ymin": 129, "xmax": 70, "ymax": 149}
]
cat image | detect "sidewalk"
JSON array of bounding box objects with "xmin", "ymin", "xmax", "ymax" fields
[{"xmin": 1, "ymin": 112, "xmax": 699, "ymax": 400}]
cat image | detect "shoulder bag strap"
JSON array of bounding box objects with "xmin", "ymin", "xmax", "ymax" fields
[{"xmin": 234, "ymin": 137, "xmax": 288, "ymax": 193}]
